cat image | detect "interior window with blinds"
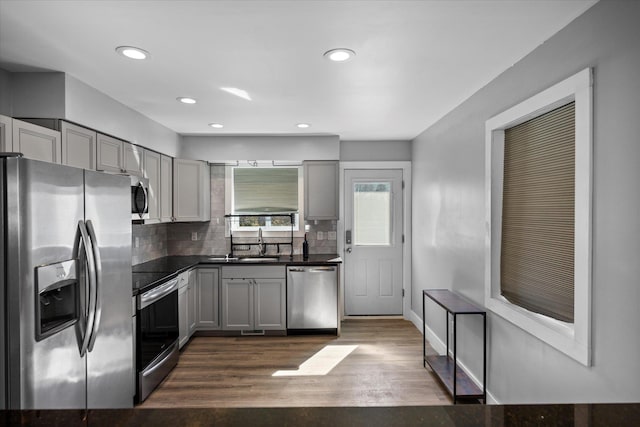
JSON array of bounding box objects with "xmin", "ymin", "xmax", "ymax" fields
[
  {"xmin": 231, "ymin": 167, "xmax": 299, "ymax": 230},
  {"xmin": 500, "ymin": 102, "xmax": 575, "ymax": 323}
]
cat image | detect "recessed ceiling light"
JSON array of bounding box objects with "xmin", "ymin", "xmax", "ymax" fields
[
  {"xmin": 323, "ymin": 48, "xmax": 355, "ymax": 62},
  {"xmin": 296, "ymin": 123, "xmax": 311, "ymax": 129},
  {"xmin": 177, "ymin": 97, "xmax": 197, "ymax": 104},
  {"xmin": 209, "ymin": 123, "xmax": 224, "ymax": 129},
  {"xmin": 115, "ymin": 46, "xmax": 150, "ymax": 60}
]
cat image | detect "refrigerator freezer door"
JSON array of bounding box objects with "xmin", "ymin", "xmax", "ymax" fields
[
  {"xmin": 84, "ymin": 170, "xmax": 133, "ymax": 408},
  {"xmin": 4, "ymin": 158, "xmax": 86, "ymax": 409}
]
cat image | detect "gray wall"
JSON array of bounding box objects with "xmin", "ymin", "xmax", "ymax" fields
[
  {"xmin": 412, "ymin": 0, "xmax": 640, "ymax": 404},
  {"xmin": 4, "ymin": 71, "xmax": 180, "ymax": 157},
  {"xmin": 340, "ymin": 140, "xmax": 412, "ymax": 161},
  {"xmin": 0, "ymin": 69, "xmax": 12, "ymax": 115},
  {"xmin": 11, "ymin": 72, "xmax": 66, "ymax": 118},
  {"xmin": 180, "ymin": 135, "xmax": 340, "ymax": 161},
  {"xmin": 64, "ymin": 75, "xmax": 180, "ymax": 157}
]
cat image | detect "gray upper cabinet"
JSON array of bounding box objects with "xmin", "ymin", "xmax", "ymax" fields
[
  {"xmin": 12, "ymin": 119, "xmax": 61, "ymax": 164},
  {"xmin": 143, "ymin": 149, "xmax": 161, "ymax": 223},
  {"xmin": 0, "ymin": 114, "xmax": 12, "ymax": 151},
  {"xmin": 304, "ymin": 160, "xmax": 339, "ymax": 220},
  {"xmin": 160, "ymin": 154, "xmax": 173, "ymax": 223},
  {"xmin": 173, "ymin": 158, "xmax": 210, "ymax": 222},
  {"xmin": 123, "ymin": 142, "xmax": 144, "ymax": 176},
  {"xmin": 60, "ymin": 121, "xmax": 96, "ymax": 170},
  {"xmin": 97, "ymin": 133, "xmax": 143, "ymax": 175},
  {"xmin": 96, "ymin": 133, "xmax": 125, "ymax": 173}
]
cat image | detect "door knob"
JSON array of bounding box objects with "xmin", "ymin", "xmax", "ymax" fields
[{"xmin": 346, "ymin": 247, "xmax": 352, "ymax": 253}]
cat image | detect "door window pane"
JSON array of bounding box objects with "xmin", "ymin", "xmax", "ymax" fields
[{"xmin": 353, "ymin": 182, "xmax": 391, "ymax": 246}]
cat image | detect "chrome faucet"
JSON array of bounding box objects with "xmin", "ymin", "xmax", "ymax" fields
[{"xmin": 257, "ymin": 227, "xmax": 265, "ymax": 256}]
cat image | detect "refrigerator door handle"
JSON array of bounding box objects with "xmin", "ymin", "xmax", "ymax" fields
[
  {"xmin": 77, "ymin": 220, "xmax": 97, "ymax": 358},
  {"xmin": 85, "ymin": 220, "xmax": 102, "ymax": 352}
]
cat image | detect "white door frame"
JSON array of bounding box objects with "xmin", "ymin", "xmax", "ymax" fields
[{"xmin": 338, "ymin": 161, "xmax": 412, "ymax": 320}]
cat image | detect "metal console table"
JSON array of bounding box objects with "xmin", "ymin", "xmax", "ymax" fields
[{"xmin": 422, "ymin": 289, "xmax": 486, "ymax": 404}]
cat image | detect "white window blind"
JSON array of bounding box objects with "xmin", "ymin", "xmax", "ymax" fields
[
  {"xmin": 233, "ymin": 167, "xmax": 298, "ymax": 213},
  {"xmin": 500, "ymin": 101, "xmax": 575, "ymax": 323}
]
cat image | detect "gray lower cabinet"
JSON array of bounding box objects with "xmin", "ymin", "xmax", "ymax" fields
[
  {"xmin": 221, "ymin": 266, "xmax": 286, "ymax": 332},
  {"xmin": 12, "ymin": 118, "xmax": 61, "ymax": 163},
  {"xmin": 196, "ymin": 268, "xmax": 220, "ymax": 330},
  {"xmin": 177, "ymin": 270, "xmax": 191, "ymax": 349},
  {"xmin": 0, "ymin": 114, "xmax": 13, "ymax": 151},
  {"xmin": 60, "ymin": 121, "xmax": 96, "ymax": 170},
  {"xmin": 187, "ymin": 269, "xmax": 197, "ymax": 335},
  {"xmin": 179, "ymin": 268, "xmax": 208, "ymax": 349}
]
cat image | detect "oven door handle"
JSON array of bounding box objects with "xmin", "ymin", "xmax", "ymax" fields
[
  {"xmin": 141, "ymin": 341, "xmax": 178, "ymax": 379},
  {"xmin": 138, "ymin": 278, "xmax": 179, "ymax": 310}
]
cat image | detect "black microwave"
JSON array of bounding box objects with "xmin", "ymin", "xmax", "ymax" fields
[{"xmin": 130, "ymin": 175, "xmax": 149, "ymax": 220}]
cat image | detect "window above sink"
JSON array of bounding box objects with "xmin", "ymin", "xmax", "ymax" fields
[{"xmin": 224, "ymin": 163, "xmax": 304, "ymax": 237}]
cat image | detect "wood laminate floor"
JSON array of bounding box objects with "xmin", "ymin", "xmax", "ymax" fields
[{"xmin": 140, "ymin": 319, "xmax": 452, "ymax": 408}]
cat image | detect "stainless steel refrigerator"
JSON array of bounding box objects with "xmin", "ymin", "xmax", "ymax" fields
[{"xmin": 0, "ymin": 155, "xmax": 134, "ymax": 409}]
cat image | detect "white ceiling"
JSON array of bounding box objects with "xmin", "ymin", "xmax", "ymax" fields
[{"xmin": 0, "ymin": 0, "xmax": 597, "ymax": 141}]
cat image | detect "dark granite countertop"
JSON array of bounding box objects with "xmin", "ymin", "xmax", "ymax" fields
[
  {"xmin": 132, "ymin": 254, "xmax": 341, "ymax": 296},
  {"xmin": 3, "ymin": 403, "xmax": 640, "ymax": 426}
]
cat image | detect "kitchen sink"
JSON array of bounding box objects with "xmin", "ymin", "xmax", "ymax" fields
[
  {"xmin": 205, "ymin": 256, "xmax": 280, "ymax": 263},
  {"xmin": 237, "ymin": 257, "xmax": 280, "ymax": 262},
  {"xmin": 206, "ymin": 256, "xmax": 239, "ymax": 262}
]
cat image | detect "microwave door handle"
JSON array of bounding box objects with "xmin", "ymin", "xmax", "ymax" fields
[
  {"xmin": 86, "ymin": 220, "xmax": 102, "ymax": 352},
  {"xmin": 135, "ymin": 182, "xmax": 148, "ymax": 218},
  {"xmin": 141, "ymin": 182, "xmax": 149, "ymax": 216},
  {"xmin": 133, "ymin": 184, "xmax": 142, "ymax": 217},
  {"xmin": 77, "ymin": 220, "xmax": 97, "ymax": 357}
]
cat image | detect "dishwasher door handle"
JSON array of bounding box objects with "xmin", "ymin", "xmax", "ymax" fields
[
  {"xmin": 308, "ymin": 267, "xmax": 335, "ymax": 273},
  {"xmin": 288, "ymin": 267, "xmax": 306, "ymax": 272}
]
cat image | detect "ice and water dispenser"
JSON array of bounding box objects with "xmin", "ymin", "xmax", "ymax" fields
[{"xmin": 35, "ymin": 259, "xmax": 79, "ymax": 341}]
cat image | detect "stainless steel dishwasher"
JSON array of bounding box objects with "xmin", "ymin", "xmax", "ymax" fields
[{"xmin": 287, "ymin": 265, "xmax": 338, "ymax": 334}]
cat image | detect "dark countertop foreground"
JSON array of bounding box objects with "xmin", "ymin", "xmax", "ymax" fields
[
  {"xmin": 132, "ymin": 254, "xmax": 341, "ymax": 295},
  {"xmin": 2, "ymin": 404, "xmax": 640, "ymax": 426}
]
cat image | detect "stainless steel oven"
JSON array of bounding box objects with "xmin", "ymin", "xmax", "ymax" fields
[
  {"xmin": 136, "ymin": 276, "xmax": 179, "ymax": 402},
  {"xmin": 130, "ymin": 175, "xmax": 149, "ymax": 221}
]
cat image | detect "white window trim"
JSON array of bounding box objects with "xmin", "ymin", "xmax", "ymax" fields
[
  {"xmin": 224, "ymin": 164, "xmax": 304, "ymax": 237},
  {"xmin": 484, "ymin": 68, "xmax": 593, "ymax": 366}
]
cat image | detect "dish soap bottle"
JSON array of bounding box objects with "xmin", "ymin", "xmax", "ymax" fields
[{"xmin": 302, "ymin": 233, "xmax": 309, "ymax": 260}]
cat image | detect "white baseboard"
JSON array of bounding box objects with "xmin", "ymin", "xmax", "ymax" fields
[{"xmin": 408, "ymin": 309, "xmax": 500, "ymax": 405}]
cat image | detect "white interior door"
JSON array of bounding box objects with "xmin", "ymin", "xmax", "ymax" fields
[{"xmin": 344, "ymin": 169, "xmax": 403, "ymax": 315}]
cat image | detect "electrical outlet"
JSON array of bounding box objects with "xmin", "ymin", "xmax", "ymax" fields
[
  {"xmin": 328, "ymin": 231, "xmax": 337, "ymax": 240},
  {"xmin": 191, "ymin": 232, "xmax": 198, "ymax": 241},
  {"xmin": 317, "ymin": 231, "xmax": 325, "ymax": 240}
]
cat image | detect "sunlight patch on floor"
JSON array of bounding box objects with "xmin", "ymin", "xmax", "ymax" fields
[{"xmin": 272, "ymin": 345, "xmax": 358, "ymax": 377}]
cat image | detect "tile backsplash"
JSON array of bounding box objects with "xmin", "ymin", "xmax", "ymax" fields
[
  {"xmin": 132, "ymin": 223, "xmax": 168, "ymax": 265},
  {"xmin": 132, "ymin": 164, "xmax": 338, "ymax": 265}
]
